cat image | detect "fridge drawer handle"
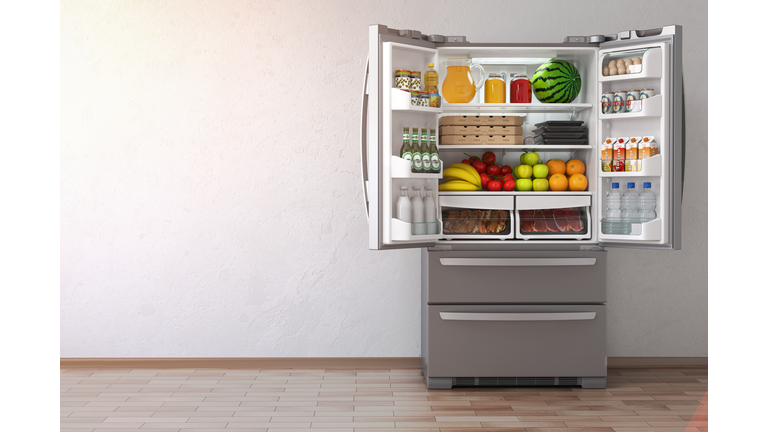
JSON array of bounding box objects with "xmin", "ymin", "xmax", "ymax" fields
[
  {"xmin": 440, "ymin": 312, "xmax": 597, "ymax": 322},
  {"xmin": 439, "ymin": 258, "xmax": 596, "ymax": 267}
]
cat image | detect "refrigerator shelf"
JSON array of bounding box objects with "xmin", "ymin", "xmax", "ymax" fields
[
  {"xmin": 437, "ymin": 144, "xmax": 593, "ymax": 151},
  {"xmin": 598, "ymin": 154, "xmax": 662, "ymax": 177},
  {"xmin": 439, "ymin": 191, "xmax": 592, "ymax": 197},
  {"xmin": 392, "ymin": 218, "xmax": 443, "ymax": 241},
  {"xmin": 599, "ymin": 47, "xmax": 663, "ymax": 82},
  {"xmin": 599, "ymin": 94, "xmax": 662, "ymax": 120},
  {"xmin": 391, "ymin": 88, "xmax": 443, "ymax": 113},
  {"xmin": 391, "ymin": 155, "xmax": 444, "ymax": 178},
  {"xmin": 599, "ymin": 218, "xmax": 662, "ymax": 241},
  {"xmin": 441, "ymin": 102, "xmax": 592, "ymax": 115}
]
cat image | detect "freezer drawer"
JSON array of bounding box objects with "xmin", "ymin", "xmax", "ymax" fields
[
  {"xmin": 422, "ymin": 304, "xmax": 606, "ymax": 379},
  {"xmin": 423, "ymin": 249, "xmax": 607, "ymax": 304}
]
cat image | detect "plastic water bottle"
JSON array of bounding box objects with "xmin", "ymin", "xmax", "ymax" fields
[
  {"xmin": 638, "ymin": 182, "xmax": 657, "ymax": 223},
  {"xmin": 603, "ymin": 182, "xmax": 626, "ymax": 234},
  {"xmin": 620, "ymin": 182, "xmax": 641, "ymax": 229}
]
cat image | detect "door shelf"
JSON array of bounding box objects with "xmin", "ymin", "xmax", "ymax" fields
[
  {"xmin": 391, "ymin": 88, "xmax": 443, "ymax": 113},
  {"xmin": 599, "ymin": 47, "xmax": 662, "ymax": 82},
  {"xmin": 600, "ymin": 218, "xmax": 661, "ymax": 241},
  {"xmin": 599, "ymin": 154, "xmax": 661, "ymax": 177},
  {"xmin": 599, "ymin": 94, "xmax": 662, "ymax": 119},
  {"xmin": 441, "ymin": 102, "xmax": 592, "ymax": 114},
  {"xmin": 391, "ymin": 155, "xmax": 443, "ymax": 178},
  {"xmin": 392, "ymin": 218, "xmax": 443, "ymax": 241}
]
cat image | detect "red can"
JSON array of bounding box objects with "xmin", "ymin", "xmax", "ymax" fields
[{"xmin": 510, "ymin": 75, "xmax": 532, "ymax": 103}]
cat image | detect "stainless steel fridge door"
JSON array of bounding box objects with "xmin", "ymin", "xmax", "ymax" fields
[
  {"xmin": 596, "ymin": 25, "xmax": 684, "ymax": 250},
  {"xmin": 363, "ymin": 25, "xmax": 441, "ymax": 250}
]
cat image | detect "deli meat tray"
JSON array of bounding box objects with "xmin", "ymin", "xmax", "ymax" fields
[
  {"xmin": 516, "ymin": 208, "xmax": 591, "ymax": 240},
  {"xmin": 441, "ymin": 209, "xmax": 513, "ymax": 239}
]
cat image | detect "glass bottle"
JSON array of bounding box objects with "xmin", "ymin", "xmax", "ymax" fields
[
  {"xmin": 400, "ymin": 127, "xmax": 412, "ymax": 162},
  {"xmin": 429, "ymin": 129, "xmax": 440, "ymax": 173},
  {"xmin": 411, "ymin": 127, "xmax": 423, "ymax": 173},
  {"xmin": 396, "ymin": 186, "xmax": 412, "ymax": 222},
  {"xmin": 420, "ymin": 128, "xmax": 431, "ymax": 172}
]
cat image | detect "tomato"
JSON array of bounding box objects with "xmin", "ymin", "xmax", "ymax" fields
[
  {"xmin": 482, "ymin": 152, "xmax": 496, "ymax": 164},
  {"xmin": 501, "ymin": 165, "xmax": 512, "ymax": 175},
  {"xmin": 464, "ymin": 153, "xmax": 480, "ymax": 163},
  {"xmin": 502, "ymin": 174, "xmax": 514, "ymax": 183},
  {"xmin": 488, "ymin": 180, "xmax": 502, "ymax": 191},
  {"xmin": 472, "ymin": 160, "xmax": 486, "ymax": 173},
  {"xmin": 486, "ymin": 164, "xmax": 501, "ymax": 176},
  {"xmin": 479, "ymin": 173, "xmax": 491, "ymax": 189},
  {"xmin": 503, "ymin": 179, "xmax": 516, "ymax": 191},
  {"xmin": 461, "ymin": 159, "xmax": 472, "ymax": 165}
]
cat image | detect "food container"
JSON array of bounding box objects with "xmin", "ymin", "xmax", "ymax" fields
[
  {"xmin": 410, "ymin": 90, "xmax": 419, "ymax": 106},
  {"xmin": 640, "ymin": 88, "xmax": 655, "ymax": 100},
  {"xmin": 395, "ymin": 70, "xmax": 411, "ymax": 90},
  {"xmin": 516, "ymin": 207, "xmax": 591, "ymax": 240},
  {"xmin": 613, "ymin": 91, "xmax": 627, "ymax": 114},
  {"xmin": 428, "ymin": 90, "xmax": 441, "ymax": 108},
  {"xmin": 442, "ymin": 209, "xmax": 511, "ymax": 236},
  {"xmin": 626, "ymin": 90, "xmax": 641, "ymax": 113},
  {"xmin": 601, "ymin": 92, "xmax": 615, "ymax": 115},
  {"xmin": 410, "ymin": 71, "xmax": 422, "ymax": 91}
]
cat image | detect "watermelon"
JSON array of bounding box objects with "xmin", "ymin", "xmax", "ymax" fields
[{"xmin": 531, "ymin": 59, "xmax": 581, "ymax": 103}]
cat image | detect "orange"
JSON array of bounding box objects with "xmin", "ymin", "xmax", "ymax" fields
[
  {"xmin": 549, "ymin": 173, "xmax": 568, "ymax": 191},
  {"xmin": 566, "ymin": 159, "xmax": 586, "ymax": 176},
  {"xmin": 546, "ymin": 159, "xmax": 566, "ymax": 176},
  {"xmin": 568, "ymin": 174, "xmax": 588, "ymax": 191}
]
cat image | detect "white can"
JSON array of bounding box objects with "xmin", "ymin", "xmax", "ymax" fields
[
  {"xmin": 613, "ymin": 91, "xmax": 627, "ymax": 114},
  {"xmin": 626, "ymin": 90, "xmax": 641, "ymax": 113},
  {"xmin": 640, "ymin": 88, "xmax": 655, "ymax": 100},
  {"xmin": 601, "ymin": 92, "xmax": 615, "ymax": 115}
]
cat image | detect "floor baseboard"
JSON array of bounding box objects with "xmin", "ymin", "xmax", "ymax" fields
[{"xmin": 60, "ymin": 356, "xmax": 707, "ymax": 369}]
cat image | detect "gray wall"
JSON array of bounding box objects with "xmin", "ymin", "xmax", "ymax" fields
[{"xmin": 60, "ymin": 0, "xmax": 707, "ymax": 357}]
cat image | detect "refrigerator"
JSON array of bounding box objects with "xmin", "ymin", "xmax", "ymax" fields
[{"xmin": 360, "ymin": 24, "xmax": 684, "ymax": 389}]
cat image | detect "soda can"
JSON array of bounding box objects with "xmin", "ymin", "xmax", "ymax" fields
[
  {"xmin": 613, "ymin": 91, "xmax": 627, "ymax": 114},
  {"xmin": 601, "ymin": 92, "xmax": 615, "ymax": 115},
  {"xmin": 626, "ymin": 90, "xmax": 641, "ymax": 113},
  {"xmin": 640, "ymin": 88, "xmax": 655, "ymax": 100}
]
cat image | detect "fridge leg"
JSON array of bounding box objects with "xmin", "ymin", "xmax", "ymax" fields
[
  {"xmin": 425, "ymin": 377, "xmax": 453, "ymax": 389},
  {"xmin": 581, "ymin": 377, "xmax": 607, "ymax": 389}
]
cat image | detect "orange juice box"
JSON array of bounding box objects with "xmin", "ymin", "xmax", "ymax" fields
[
  {"xmin": 613, "ymin": 137, "xmax": 627, "ymax": 161},
  {"xmin": 626, "ymin": 137, "xmax": 640, "ymax": 160},
  {"xmin": 601, "ymin": 137, "xmax": 615, "ymax": 160},
  {"xmin": 639, "ymin": 136, "xmax": 658, "ymax": 158}
]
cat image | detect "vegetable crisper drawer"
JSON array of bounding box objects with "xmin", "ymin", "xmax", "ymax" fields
[
  {"xmin": 424, "ymin": 304, "xmax": 606, "ymax": 378},
  {"xmin": 424, "ymin": 249, "xmax": 606, "ymax": 304},
  {"xmin": 439, "ymin": 195, "xmax": 515, "ymax": 240}
]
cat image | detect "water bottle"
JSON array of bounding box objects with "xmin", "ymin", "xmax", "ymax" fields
[
  {"xmin": 620, "ymin": 182, "xmax": 641, "ymax": 230},
  {"xmin": 423, "ymin": 187, "xmax": 437, "ymax": 234},
  {"xmin": 411, "ymin": 186, "xmax": 425, "ymax": 235},
  {"xmin": 396, "ymin": 186, "xmax": 412, "ymax": 222},
  {"xmin": 603, "ymin": 182, "xmax": 626, "ymax": 234},
  {"xmin": 638, "ymin": 182, "xmax": 657, "ymax": 223}
]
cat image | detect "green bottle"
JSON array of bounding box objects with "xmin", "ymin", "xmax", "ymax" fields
[
  {"xmin": 411, "ymin": 127, "xmax": 422, "ymax": 172},
  {"xmin": 420, "ymin": 128, "xmax": 431, "ymax": 171},
  {"xmin": 400, "ymin": 127, "xmax": 412, "ymax": 162},
  {"xmin": 429, "ymin": 129, "xmax": 440, "ymax": 173}
]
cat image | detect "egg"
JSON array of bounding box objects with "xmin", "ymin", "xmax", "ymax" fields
[
  {"xmin": 633, "ymin": 57, "xmax": 642, "ymax": 64},
  {"xmin": 608, "ymin": 60, "xmax": 616, "ymax": 68},
  {"xmin": 618, "ymin": 66, "xmax": 627, "ymax": 75},
  {"xmin": 609, "ymin": 67, "xmax": 618, "ymax": 76},
  {"xmin": 603, "ymin": 67, "xmax": 610, "ymax": 76}
]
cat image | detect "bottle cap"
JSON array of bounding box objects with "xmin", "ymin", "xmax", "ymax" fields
[
  {"xmin": 644, "ymin": 182, "xmax": 651, "ymax": 188},
  {"xmin": 428, "ymin": 63, "xmax": 434, "ymax": 67},
  {"xmin": 628, "ymin": 182, "xmax": 635, "ymax": 188},
  {"xmin": 612, "ymin": 182, "xmax": 619, "ymax": 188}
]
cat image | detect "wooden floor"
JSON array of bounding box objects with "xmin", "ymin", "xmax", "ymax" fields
[{"xmin": 61, "ymin": 367, "xmax": 707, "ymax": 432}]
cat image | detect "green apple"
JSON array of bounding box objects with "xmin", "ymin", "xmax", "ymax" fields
[
  {"xmin": 516, "ymin": 178, "xmax": 533, "ymax": 191},
  {"xmin": 532, "ymin": 164, "xmax": 549, "ymax": 179},
  {"xmin": 533, "ymin": 178, "xmax": 549, "ymax": 191},
  {"xmin": 516, "ymin": 164, "xmax": 533, "ymax": 179},
  {"xmin": 512, "ymin": 165, "xmax": 520, "ymax": 178},
  {"xmin": 521, "ymin": 152, "xmax": 540, "ymax": 166}
]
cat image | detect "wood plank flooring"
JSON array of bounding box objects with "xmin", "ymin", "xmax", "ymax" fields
[{"xmin": 61, "ymin": 367, "xmax": 707, "ymax": 432}]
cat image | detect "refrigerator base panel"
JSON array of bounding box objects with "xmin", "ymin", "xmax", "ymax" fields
[{"xmin": 424, "ymin": 375, "xmax": 606, "ymax": 389}]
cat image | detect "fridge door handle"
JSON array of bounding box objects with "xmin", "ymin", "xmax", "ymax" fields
[
  {"xmin": 439, "ymin": 258, "xmax": 596, "ymax": 267},
  {"xmin": 360, "ymin": 57, "xmax": 370, "ymax": 219},
  {"xmin": 440, "ymin": 311, "xmax": 597, "ymax": 322},
  {"xmin": 680, "ymin": 77, "xmax": 685, "ymax": 203}
]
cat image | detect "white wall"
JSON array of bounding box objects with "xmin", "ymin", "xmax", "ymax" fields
[{"xmin": 60, "ymin": 0, "xmax": 707, "ymax": 358}]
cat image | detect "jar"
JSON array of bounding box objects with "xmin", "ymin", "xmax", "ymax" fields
[
  {"xmin": 395, "ymin": 70, "xmax": 411, "ymax": 90},
  {"xmin": 484, "ymin": 73, "xmax": 506, "ymax": 103},
  {"xmin": 410, "ymin": 71, "xmax": 422, "ymax": 91},
  {"xmin": 510, "ymin": 75, "xmax": 531, "ymax": 103}
]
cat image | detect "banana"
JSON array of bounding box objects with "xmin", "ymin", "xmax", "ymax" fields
[
  {"xmin": 443, "ymin": 167, "xmax": 481, "ymax": 186},
  {"xmin": 448, "ymin": 163, "xmax": 482, "ymax": 184},
  {"xmin": 439, "ymin": 180, "xmax": 481, "ymax": 191}
]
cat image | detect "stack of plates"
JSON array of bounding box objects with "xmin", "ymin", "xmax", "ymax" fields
[{"xmin": 532, "ymin": 121, "xmax": 588, "ymax": 145}]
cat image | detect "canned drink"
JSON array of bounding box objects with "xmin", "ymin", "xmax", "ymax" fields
[
  {"xmin": 395, "ymin": 70, "xmax": 411, "ymax": 90},
  {"xmin": 626, "ymin": 90, "xmax": 641, "ymax": 113},
  {"xmin": 613, "ymin": 91, "xmax": 627, "ymax": 114},
  {"xmin": 601, "ymin": 92, "xmax": 615, "ymax": 115},
  {"xmin": 640, "ymin": 88, "xmax": 655, "ymax": 99},
  {"xmin": 410, "ymin": 71, "xmax": 422, "ymax": 91}
]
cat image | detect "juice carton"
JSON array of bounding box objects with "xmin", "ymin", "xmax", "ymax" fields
[
  {"xmin": 639, "ymin": 136, "xmax": 658, "ymax": 158},
  {"xmin": 625, "ymin": 137, "xmax": 640, "ymax": 172},
  {"xmin": 601, "ymin": 137, "xmax": 615, "ymax": 172},
  {"xmin": 613, "ymin": 137, "xmax": 627, "ymax": 172}
]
